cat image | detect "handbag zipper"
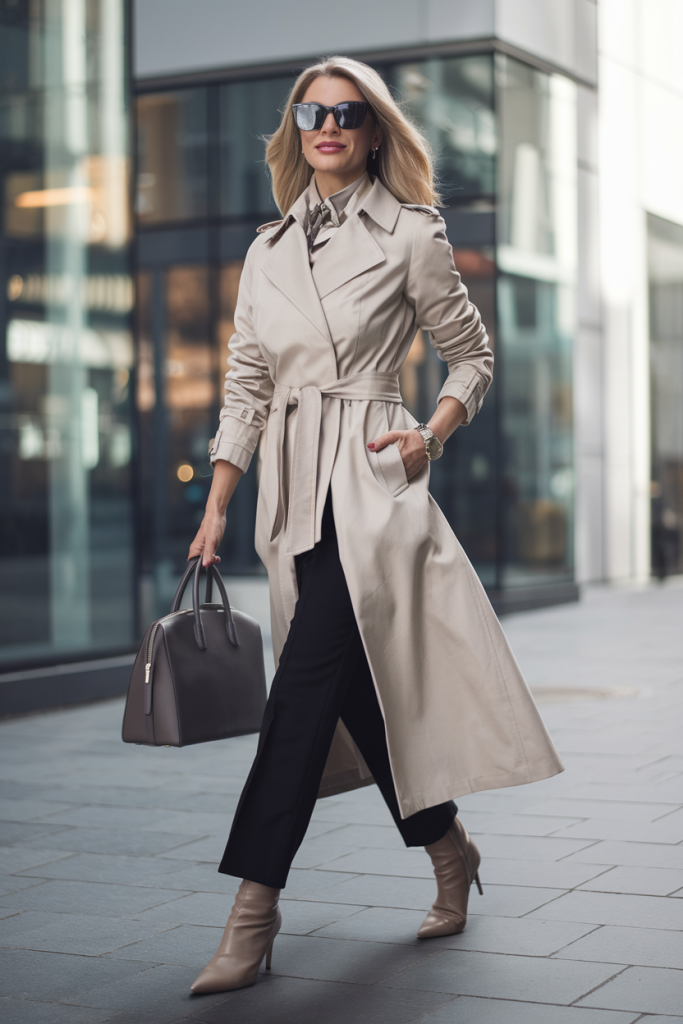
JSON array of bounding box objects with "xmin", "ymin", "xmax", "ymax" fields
[
  {"xmin": 144, "ymin": 611, "xmax": 188, "ymax": 711},
  {"xmin": 144, "ymin": 620, "xmax": 161, "ymax": 713}
]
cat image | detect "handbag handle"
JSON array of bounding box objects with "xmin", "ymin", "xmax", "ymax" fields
[
  {"xmin": 171, "ymin": 556, "xmax": 239, "ymax": 650},
  {"xmin": 170, "ymin": 556, "xmax": 214, "ymax": 612}
]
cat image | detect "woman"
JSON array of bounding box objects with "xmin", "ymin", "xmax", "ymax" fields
[{"xmin": 188, "ymin": 56, "xmax": 563, "ymax": 995}]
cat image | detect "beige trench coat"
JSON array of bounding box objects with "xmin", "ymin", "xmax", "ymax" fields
[{"xmin": 210, "ymin": 176, "xmax": 563, "ymax": 818}]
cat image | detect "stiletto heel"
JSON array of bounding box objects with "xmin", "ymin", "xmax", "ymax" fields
[
  {"xmin": 475, "ymin": 871, "xmax": 483, "ymax": 895},
  {"xmin": 265, "ymin": 939, "xmax": 274, "ymax": 970}
]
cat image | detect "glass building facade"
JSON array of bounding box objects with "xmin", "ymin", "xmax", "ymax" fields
[
  {"xmin": 135, "ymin": 53, "xmax": 577, "ymax": 618},
  {"xmin": 649, "ymin": 213, "xmax": 683, "ymax": 578},
  {"xmin": 0, "ymin": 0, "xmax": 134, "ymax": 670}
]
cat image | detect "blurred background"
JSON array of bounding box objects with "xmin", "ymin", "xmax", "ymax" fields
[{"xmin": 1, "ymin": 0, "xmax": 682, "ymax": 714}]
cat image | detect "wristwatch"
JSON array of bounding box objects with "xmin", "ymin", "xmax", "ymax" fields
[{"xmin": 415, "ymin": 423, "xmax": 444, "ymax": 461}]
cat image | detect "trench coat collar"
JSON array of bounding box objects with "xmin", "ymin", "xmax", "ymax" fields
[
  {"xmin": 257, "ymin": 177, "xmax": 403, "ymax": 325},
  {"xmin": 257, "ymin": 175, "xmax": 402, "ymax": 245}
]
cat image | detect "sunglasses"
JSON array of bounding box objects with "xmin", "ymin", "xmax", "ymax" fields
[{"xmin": 292, "ymin": 101, "xmax": 368, "ymax": 131}]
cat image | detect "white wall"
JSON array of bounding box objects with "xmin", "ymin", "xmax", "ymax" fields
[
  {"xmin": 134, "ymin": 0, "xmax": 594, "ymax": 84},
  {"xmin": 598, "ymin": 0, "xmax": 683, "ymax": 581}
]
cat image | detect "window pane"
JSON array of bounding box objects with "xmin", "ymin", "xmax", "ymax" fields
[
  {"xmin": 0, "ymin": 0, "xmax": 134, "ymax": 666},
  {"xmin": 136, "ymin": 89, "xmax": 208, "ymax": 224},
  {"xmin": 649, "ymin": 213, "xmax": 683, "ymax": 577},
  {"xmin": 496, "ymin": 57, "xmax": 577, "ymax": 587},
  {"xmin": 399, "ymin": 250, "xmax": 497, "ymax": 586},
  {"xmin": 391, "ymin": 56, "xmax": 496, "ymax": 202},
  {"xmin": 219, "ymin": 77, "xmax": 293, "ymax": 218}
]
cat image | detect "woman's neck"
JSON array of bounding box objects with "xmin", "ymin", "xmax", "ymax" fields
[{"xmin": 314, "ymin": 168, "xmax": 366, "ymax": 201}]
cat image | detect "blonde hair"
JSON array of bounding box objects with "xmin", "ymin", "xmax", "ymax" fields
[{"xmin": 266, "ymin": 56, "xmax": 441, "ymax": 215}]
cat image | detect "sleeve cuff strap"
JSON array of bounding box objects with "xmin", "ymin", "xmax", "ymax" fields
[
  {"xmin": 209, "ymin": 439, "xmax": 253, "ymax": 473},
  {"xmin": 437, "ymin": 380, "xmax": 480, "ymax": 425}
]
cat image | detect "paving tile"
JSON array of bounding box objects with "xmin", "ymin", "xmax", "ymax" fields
[
  {"xmin": 463, "ymin": 810, "xmax": 584, "ymax": 836},
  {"xmin": 526, "ymin": 890, "xmax": 683, "ymax": 930},
  {"xmin": 134, "ymin": 890, "xmax": 235, "ymax": 928},
  {"xmin": 0, "ymin": 873, "xmax": 48, "ymax": 897},
  {"xmin": 17, "ymin": 852, "xmax": 194, "ymax": 887},
  {"xmin": 417, "ymin": 995, "xmax": 640, "ymax": 1023},
  {"xmin": 268, "ymin": 932, "xmax": 436, "ymax": 984},
  {"xmin": 564, "ymin": 841, "xmax": 683, "ymax": 870},
  {"xmin": 379, "ymin": 948, "xmax": 623, "ymax": 1003},
  {"xmin": 0, "ymin": 1000, "xmax": 112, "ymax": 1024},
  {"xmin": 0, "ymin": 910, "xmax": 169, "ymax": 956},
  {"xmin": 0, "ymin": 946, "xmax": 155, "ymax": 1000},
  {"xmin": 292, "ymin": 837, "xmax": 363, "ymax": 870},
  {"xmin": 436, "ymin": 915, "xmax": 601, "ymax": 957},
  {"xmin": 0, "ymin": 878, "xmax": 191, "ymax": 917},
  {"xmin": 304, "ymin": 872, "xmax": 562, "ymax": 918},
  {"xmin": 314, "ymin": 906, "xmax": 597, "ymax": 956},
  {"xmin": 578, "ymin": 865, "xmax": 683, "ymax": 896},
  {"xmin": 628, "ymin": 1018, "xmax": 683, "ymax": 1023},
  {"xmin": 156, "ymin": 861, "xmax": 242, "ymax": 895},
  {"xmin": 22, "ymin": 827, "xmax": 198, "ymax": 858},
  {"xmin": 0, "ymin": 846, "xmax": 76, "ymax": 874},
  {"xmin": 155, "ymin": 834, "xmax": 229, "ymax": 862},
  {"xmin": 278, "ymin": 867, "xmax": 361, "ymax": 900},
  {"xmin": 472, "ymin": 833, "xmax": 598, "ymax": 861},
  {"xmin": 62, "ymin": 961, "xmax": 227, "ymax": 1017},
  {"xmin": 552, "ymin": 814, "xmax": 683, "ymax": 844},
  {"xmin": 553, "ymin": 924, "xmax": 683, "ymax": 969},
  {"xmin": 578, "ymin": 965, "xmax": 683, "ymax": 1014},
  {"xmin": 523, "ymin": 798, "xmax": 680, "ymax": 822},
  {"xmin": 103, "ymin": 923, "xmax": 224, "ymax": 967},
  {"xmin": 0, "ymin": 822, "xmax": 72, "ymax": 844},
  {"xmin": 193, "ymin": 974, "xmax": 451, "ymax": 1024},
  {"xmin": 0, "ymin": 798, "xmax": 75, "ymax": 821},
  {"xmin": 319, "ymin": 847, "xmax": 435, "ymax": 879},
  {"xmin": 279, "ymin": 899, "xmax": 368, "ymax": 935},
  {"xmin": 312, "ymin": 823, "xmax": 407, "ymax": 850},
  {"xmin": 33, "ymin": 805, "xmax": 232, "ymax": 837},
  {"xmin": 479, "ymin": 858, "xmax": 611, "ymax": 890}
]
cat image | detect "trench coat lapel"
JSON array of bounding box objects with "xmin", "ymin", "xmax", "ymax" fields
[
  {"xmin": 261, "ymin": 222, "xmax": 332, "ymax": 343},
  {"xmin": 312, "ymin": 213, "xmax": 386, "ymax": 299}
]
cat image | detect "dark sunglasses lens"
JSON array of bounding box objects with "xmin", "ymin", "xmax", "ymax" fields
[
  {"xmin": 293, "ymin": 104, "xmax": 323, "ymax": 131},
  {"xmin": 335, "ymin": 102, "xmax": 368, "ymax": 129}
]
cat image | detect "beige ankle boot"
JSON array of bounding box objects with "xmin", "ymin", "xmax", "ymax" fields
[
  {"xmin": 417, "ymin": 817, "xmax": 483, "ymax": 938},
  {"xmin": 190, "ymin": 879, "xmax": 282, "ymax": 994}
]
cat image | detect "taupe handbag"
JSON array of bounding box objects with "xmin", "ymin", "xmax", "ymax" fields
[{"xmin": 122, "ymin": 556, "xmax": 267, "ymax": 746}]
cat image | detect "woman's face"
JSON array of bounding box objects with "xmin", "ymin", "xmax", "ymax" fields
[{"xmin": 299, "ymin": 76, "xmax": 382, "ymax": 185}]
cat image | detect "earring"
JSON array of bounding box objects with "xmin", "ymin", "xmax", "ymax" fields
[{"xmin": 372, "ymin": 147, "xmax": 378, "ymax": 160}]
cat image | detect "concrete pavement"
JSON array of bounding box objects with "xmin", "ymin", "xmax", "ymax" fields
[{"xmin": 1, "ymin": 579, "xmax": 682, "ymax": 1023}]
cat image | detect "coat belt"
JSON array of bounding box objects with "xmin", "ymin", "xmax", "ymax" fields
[{"xmin": 269, "ymin": 370, "xmax": 403, "ymax": 556}]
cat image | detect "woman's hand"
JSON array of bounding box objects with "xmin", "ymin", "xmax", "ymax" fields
[
  {"xmin": 188, "ymin": 510, "xmax": 227, "ymax": 568},
  {"xmin": 187, "ymin": 459, "xmax": 243, "ymax": 567},
  {"xmin": 367, "ymin": 397, "xmax": 468, "ymax": 479},
  {"xmin": 367, "ymin": 429, "xmax": 428, "ymax": 480}
]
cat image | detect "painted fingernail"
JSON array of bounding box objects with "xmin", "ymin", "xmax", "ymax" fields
[{"xmin": 367, "ymin": 443, "xmax": 375, "ymax": 449}]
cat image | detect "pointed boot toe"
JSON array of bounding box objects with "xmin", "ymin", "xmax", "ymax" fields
[
  {"xmin": 418, "ymin": 817, "xmax": 483, "ymax": 939},
  {"xmin": 190, "ymin": 955, "xmax": 251, "ymax": 994},
  {"xmin": 190, "ymin": 880, "xmax": 281, "ymax": 995},
  {"xmin": 417, "ymin": 908, "xmax": 466, "ymax": 939}
]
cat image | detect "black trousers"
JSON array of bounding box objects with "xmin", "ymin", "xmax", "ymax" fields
[{"xmin": 219, "ymin": 493, "xmax": 456, "ymax": 889}]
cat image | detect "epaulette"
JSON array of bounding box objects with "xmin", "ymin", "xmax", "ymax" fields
[
  {"xmin": 256, "ymin": 219, "xmax": 284, "ymax": 234},
  {"xmin": 401, "ymin": 204, "xmax": 440, "ymax": 216}
]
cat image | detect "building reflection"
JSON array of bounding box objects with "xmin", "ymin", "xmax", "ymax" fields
[{"xmin": 0, "ymin": 0, "xmax": 134, "ymax": 669}]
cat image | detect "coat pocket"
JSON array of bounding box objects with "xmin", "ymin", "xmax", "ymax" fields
[{"xmin": 375, "ymin": 442, "xmax": 409, "ymax": 497}]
